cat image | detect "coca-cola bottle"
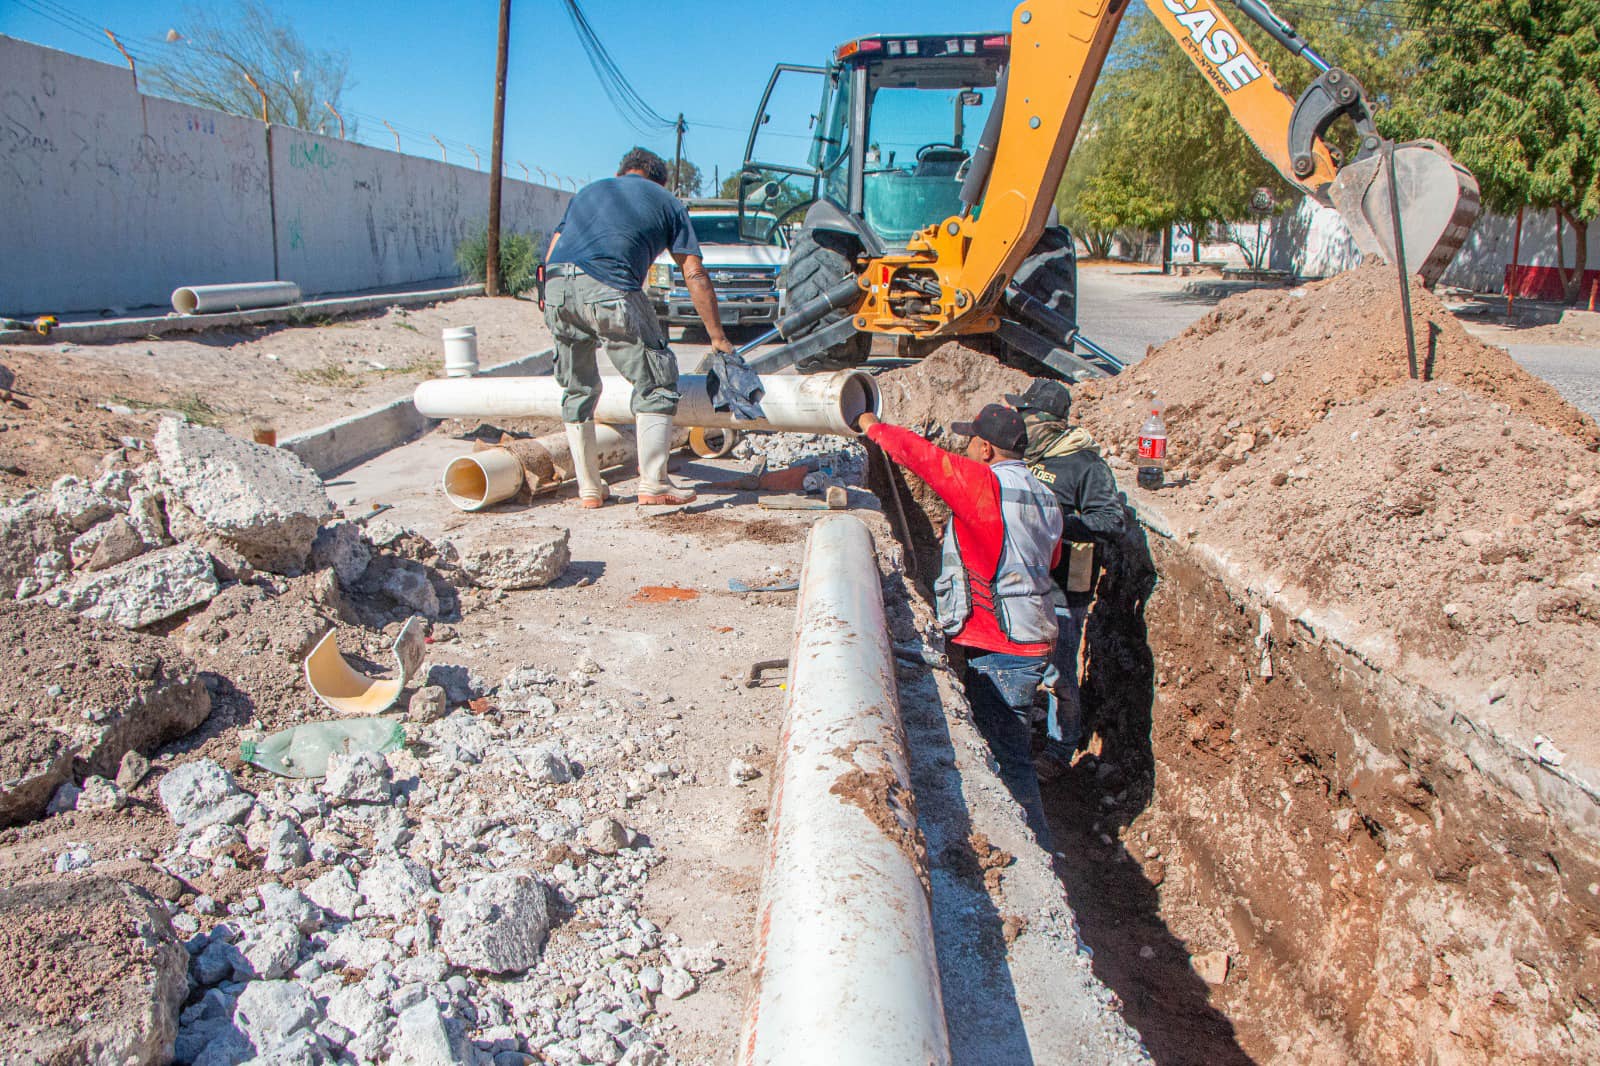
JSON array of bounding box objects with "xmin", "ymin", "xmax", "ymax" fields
[{"xmin": 1137, "ymin": 403, "xmax": 1167, "ymax": 490}]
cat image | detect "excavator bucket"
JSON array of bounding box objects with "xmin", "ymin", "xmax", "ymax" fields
[{"xmin": 1329, "ymin": 140, "xmax": 1481, "ymax": 287}]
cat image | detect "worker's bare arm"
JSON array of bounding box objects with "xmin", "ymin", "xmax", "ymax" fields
[{"xmin": 673, "ymin": 253, "xmax": 734, "ymax": 354}]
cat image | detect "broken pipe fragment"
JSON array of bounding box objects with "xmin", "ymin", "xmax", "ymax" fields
[{"xmin": 304, "ymin": 615, "xmax": 427, "ymax": 715}]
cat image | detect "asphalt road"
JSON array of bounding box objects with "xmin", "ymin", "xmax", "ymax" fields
[{"xmin": 669, "ymin": 264, "xmax": 1600, "ymax": 421}]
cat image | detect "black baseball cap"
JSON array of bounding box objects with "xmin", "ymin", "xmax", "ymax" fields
[
  {"xmin": 1004, "ymin": 379, "xmax": 1072, "ymax": 419},
  {"xmin": 951, "ymin": 403, "xmax": 1028, "ymax": 454}
]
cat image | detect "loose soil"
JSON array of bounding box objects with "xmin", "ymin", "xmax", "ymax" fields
[
  {"xmin": 867, "ymin": 288, "xmax": 1600, "ymax": 1063},
  {"xmin": 0, "ymin": 295, "xmax": 551, "ymax": 494},
  {"xmin": 1072, "ymin": 263, "xmax": 1600, "ymax": 769}
]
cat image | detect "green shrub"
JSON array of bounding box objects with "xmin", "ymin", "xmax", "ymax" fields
[{"xmin": 456, "ymin": 228, "xmax": 544, "ymax": 297}]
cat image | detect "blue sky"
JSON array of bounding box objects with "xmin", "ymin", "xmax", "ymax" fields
[{"xmin": 0, "ymin": 0, "xmax": 1024, "ymax": 189}]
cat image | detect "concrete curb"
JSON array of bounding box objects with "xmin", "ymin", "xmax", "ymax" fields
[
  {"xmin": 282, "ymin": 348, "xmax": 555, "ymax": 477},
  {"xmin": 2, "ymin": 284, "xmax": 485, "ymax": 346}
]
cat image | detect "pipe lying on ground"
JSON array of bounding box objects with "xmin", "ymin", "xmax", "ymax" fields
[
  {"xmin": 448, "ymin": 423, "xmax": 694, "ymax": 504},
  {"xmin": 441, "ymin": 448, "xmax": 523, "ymax": 511},
  {"xmin": 171, "ymin": 281, "xmax": 302, "ymax": 315},
  {"xmin": 738, "ymin": 514, "xmax": 950, "ymax": 1066},
  {"xmin": 414, "ymin": 369, "xmax": 878, "ymax": 437}
]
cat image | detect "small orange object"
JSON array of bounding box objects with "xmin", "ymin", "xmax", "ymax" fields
[
  {"xmin": 630, "ymin": 585, "xmax": 699, "ymax": 604},
  {"xmin": 468, "ymin": 697, "xmax": 494, "ymax": 714},
  {"xmin": 252, "ymin": 426, "xmax": 277, "ymax": 447}
]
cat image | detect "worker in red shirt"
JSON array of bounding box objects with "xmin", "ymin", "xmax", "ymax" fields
[{"xmin": 859, "ymin": 403, "xmax": 1064, "ymax": 847}]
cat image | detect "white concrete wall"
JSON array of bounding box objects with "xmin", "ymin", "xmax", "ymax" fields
[
  {"xmin": 1, "ymin": 36, "xmax": 275, "ymax": 314},
  {"xmin": 269, "ymin": 128, "xmax": 568, "ymax": 296},
  {"xmin": 1, "ymin": 37, "xmax": 571, "ymax": 315},
  {"xmin": 1266, "ymin": 194, "xmax": 1600, "ymax": 294},
  {"xmin": 1438, "ymin": 207, "xmax": 1599, "ymax": 294}
]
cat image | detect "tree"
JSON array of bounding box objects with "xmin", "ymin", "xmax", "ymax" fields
[
  {"xmin": 147, "ymin": 0, "xmax": 353, "ymax": 134},
  {"xmin": 1386, "ymin": 0, "xmax": 1600, "ymax": 303},
  {"xmin": 672, "ymin": 159, "xmax": 704, "ymax": 198},
  {"xmin": 1057, "ymin": 4, "xmax": 1421, "ymax": 256}
]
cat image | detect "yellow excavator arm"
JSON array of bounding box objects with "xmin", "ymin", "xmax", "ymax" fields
[{"xmin": 847, "ymin": 0, "xmax": 1477, "ymax": 343}]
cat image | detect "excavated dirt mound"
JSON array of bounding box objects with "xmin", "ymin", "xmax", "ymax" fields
[
  {"xmin": 1077, "ymin": 263, "xmax": 1599, "ymax": 476},
  {"xmin": 867, "ymin": 298, "xmax": 1600, "ymax": 1061},
  {"xmin": 1069, "ymin": 264, "xmax": 1600, "ymax": 766}
]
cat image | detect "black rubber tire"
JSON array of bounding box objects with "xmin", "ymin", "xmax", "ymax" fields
[
  {"xmin": 780, "ymin": 228, "xmax": 870, "ymax": 372},
  {"xmin": 1005, "ymin": 225, "xmax": 1079, "ymax": 337}
]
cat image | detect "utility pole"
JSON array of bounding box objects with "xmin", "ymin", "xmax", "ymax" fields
[
  {"xmin": 486, "ymin": 0, "xmax": 512, "ymax": 297},
  {"xmin": 671, "ymin": 113, "xmax": 686, "ymax": 197}
]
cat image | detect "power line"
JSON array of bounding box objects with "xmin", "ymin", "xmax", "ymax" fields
[{"xmin": 559, "ymin": 0, "xmax": 675, "ymax": 135}]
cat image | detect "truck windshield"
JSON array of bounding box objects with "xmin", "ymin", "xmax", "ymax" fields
[{"xmin": 693, "ymin": 216, "xmax": 784, "ymax": 247}]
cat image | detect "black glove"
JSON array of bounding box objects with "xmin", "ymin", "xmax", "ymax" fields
[{"xmin": 703, "ymin": 349, "xmax": 766, "ymax": 422}]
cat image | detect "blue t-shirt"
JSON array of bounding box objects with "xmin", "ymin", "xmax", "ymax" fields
[{"xmin": 547, "ymin": 175, "xmax": 701, "ymax": 292}]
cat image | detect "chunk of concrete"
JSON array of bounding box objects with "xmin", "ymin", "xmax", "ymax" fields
[
  {"xmin": 392, "ymin": 1000, "xmax": 482, "ymax": 1066},
  {"xmin": 125, "ymin": 489, "xmax": 172, "ymax": 549},
  {"xmin": 309, "ymin": 521, "xmax": 372, "ymax": 586},
  {"xmin": 46, "ymin": 543, "xmax": 220, "ymax": 628},
  {"xmin": 158, "ymin": 758, "xmax": 254, "ymax": 829},
  {"xmin": 0, "ymin": 877, "xmax": 187, "ymax": 1065},
  {"xmin": 438, "ymin": 872, "xmax": 551, "ymax": 974},
  {"xmin": 154, "ymin": 417, "xmax": 334, "ymax": 574},
  {"xmin": 232, "ymin": 978, "xmax": 320, "ymax": 1050},
  {"xmin": 451, "ymin": 527, "xmax": 571, "ymax": 591},
  {"xmin": 52, "ymin": 474, "xmax": 117, "ymax": 532},
  {"xmin": 358, "ymin": 855, "xmax": 434, "ymax": 918},
  {"xmin": 322, "ymin": 750, "xmax": 394, "ymax": 804},
  {"xmin": 0, "ymin": 494, "xmax": 74, "ymax": 593},
  {"xmin": 303, "ymin": 866, "xmax": 361, "ymax": 921},
  {"xmin": 71, "ymin": 516, "xmax": 147, "ymax": 572},
  {"xmin": 0, "ymin": 604, "xmax": 211, "ymax": 827}
]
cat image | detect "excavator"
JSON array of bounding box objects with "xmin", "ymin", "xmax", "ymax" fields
[{"xmin": 725, "ymin": 0, "xmax": 1480, "ymax": 380}]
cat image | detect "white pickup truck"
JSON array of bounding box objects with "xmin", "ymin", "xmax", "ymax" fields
[{"xmin": 646, "ymin": 200, "xmax": 788, "ymax": 329}]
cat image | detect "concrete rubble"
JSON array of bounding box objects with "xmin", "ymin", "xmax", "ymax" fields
[
  {"xmin": 155, "ymin": 418, "xmax": 335, "ymax": 573},
  {"xmin": 152, "ymin": 668, "xmax": 692, "ymax": 1066}
]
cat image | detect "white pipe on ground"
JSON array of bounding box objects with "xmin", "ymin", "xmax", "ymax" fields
[
  {"xmin": 414, "ymin": 369, "xmax": 878, "ymax": 437},
  {"xmin": 171, "ymin": 281, "xmax": 302, "ymax": 315},
  {"xmin": 441, "ymin": 448, "xmax": 523, "ymax": 511},
  {"xmin": 738, "ymin": 514, "xmax": 950, "ymax": 1066}
]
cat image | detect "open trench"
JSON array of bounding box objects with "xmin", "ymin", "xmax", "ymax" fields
[{"xmin": 868, "ymin": 451, "xmax": 1600, "ymax": 1065}]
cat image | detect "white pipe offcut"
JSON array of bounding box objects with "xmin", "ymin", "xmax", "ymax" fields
[
  {"xmin": 171, "ymin": 281, "xmax": 302, "ymax": 315},
  {"xmin": 414, "ymin": 369, "xmax": 878, "ymax": 437},
  {"xmin": 738, "ymin": 514, "xmax": 950, "ymax": 1066}
]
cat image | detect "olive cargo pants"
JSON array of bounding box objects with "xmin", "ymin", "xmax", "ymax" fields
[{"xmin": 543, "ymin": 271, "xmax": 681, "ymax": 422}]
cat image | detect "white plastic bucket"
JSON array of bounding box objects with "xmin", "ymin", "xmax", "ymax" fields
[
  {"xmin": 442, "ymin": 326, "xmax": 479, "ymax": 378},
  {"xmin": 442, "ymin": 448, "xmax": 523, "ymax": 511}
]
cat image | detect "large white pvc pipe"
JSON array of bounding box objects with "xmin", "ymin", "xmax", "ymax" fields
[
  {"xmin": 441, "ymin": 448, "xmax": 523, "ymax": 511},
  {"xmin": 414, "ymin": 369, "xmax": 878, "ymax": 437},
  {"xmin": 171, "ymin": 281, "xmax": 302, "ymax": 314},
  {"xmin": 738, "ymin": 514, "xmax": 950, "ymax": 1066}
]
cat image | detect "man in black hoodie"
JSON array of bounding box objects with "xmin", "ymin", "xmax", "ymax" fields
[{"xmin": 1005, "ymin": 379, "xmax": 1126, "ymax": 780}]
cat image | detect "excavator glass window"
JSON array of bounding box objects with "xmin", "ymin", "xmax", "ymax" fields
[{"xmin": 862, "ymin": 80, "xmax": 996, "ymax": 245}]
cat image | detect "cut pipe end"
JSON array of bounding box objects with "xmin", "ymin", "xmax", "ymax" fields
[
  {"xmin": 836, "ymin": 370, "xmax": 881, "ymax": 434},
  {"xmin": 172, "ymin": 288, "xmax": 200, "ymax": 315},
  {"xmin": 442, "ymin": 449, "xmax": 524, "ymax": 511}
]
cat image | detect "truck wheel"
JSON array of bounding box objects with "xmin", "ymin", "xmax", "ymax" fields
[{"xmin": 781, "ymin": 229, "xmax": 870, "ymax": 372}]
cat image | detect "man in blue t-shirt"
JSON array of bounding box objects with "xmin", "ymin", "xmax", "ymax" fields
[{"xmin": 542, "ymin": 147, "xmax": 734, "ymax": 506}]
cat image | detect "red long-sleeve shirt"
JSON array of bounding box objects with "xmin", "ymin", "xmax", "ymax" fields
[{"xmin": 867, "ymin": 422, "xmax": 1059, "ymax": 657}]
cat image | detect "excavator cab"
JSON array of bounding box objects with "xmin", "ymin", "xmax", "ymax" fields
[{"xmin": 734, "ymin": 34, "xmax": 1093, "ymax": 374}]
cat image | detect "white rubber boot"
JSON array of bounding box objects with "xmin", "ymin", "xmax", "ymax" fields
[
  {"xmin": 564, "ymin": 421, "xmax": 608, "ymax": 508},
  {"xmin": 635, "ymin": 412, "xmax": 696, "ymax": 505}
]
